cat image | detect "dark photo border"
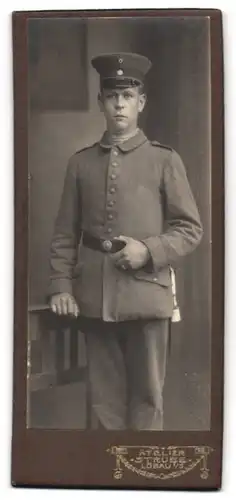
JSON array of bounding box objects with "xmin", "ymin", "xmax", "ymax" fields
[{"xmin": 11, "ymin": 8, "xmax": 224, "ymax": 489}]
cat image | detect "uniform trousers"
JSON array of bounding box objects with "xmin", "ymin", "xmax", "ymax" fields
[{"xmin": 80, "ymin": 317, "xmax": 169, "ymax": 431}]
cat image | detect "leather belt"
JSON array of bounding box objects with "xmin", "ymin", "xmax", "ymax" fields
[{"xmin": 82, "ymin": 231, "xmax": 125, "ymax": 254}]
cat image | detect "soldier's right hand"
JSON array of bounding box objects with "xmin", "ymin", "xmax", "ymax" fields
[{"xmin": 50, "ymin": 293, "xmax": 80, "ymax": 317}]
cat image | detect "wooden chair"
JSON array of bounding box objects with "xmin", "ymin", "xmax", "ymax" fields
[{"xmin": 27, "ymin": 305, "xmax": 98, "ymax": 429}]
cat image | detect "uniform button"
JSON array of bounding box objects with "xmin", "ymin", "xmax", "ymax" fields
[
  {"xmin": 112, "ymin": 162, "xmax": 118, "ymax": 167},
  {"xmin": 153, "ymin": 278, "xmax": 158, "ymax": 282},
  {"xmin": 107, "ymin": 228, "xmax": 112, "ymax": 233},
  {"xmin": 113, "ymin": 150, "xmax": 118, "ymax": 156},
  {"xmin": 108, "ymin": 214, "xmax": 113, "ymax": 220},
  {"xmin": 110, "ymin": 174, "xmax": 117, "ymax": 180},
  {"xmin": 107, "ymin": 200, "xmax": 115, "ymax": 207},
  {"xmin": 110, "ymin": 187, "xmax": 116, "ymax": 194}
]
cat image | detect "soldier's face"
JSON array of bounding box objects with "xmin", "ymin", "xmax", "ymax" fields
[{"xmin": 98, "ymin": 87, "xmax": 146, "ymax": 134}]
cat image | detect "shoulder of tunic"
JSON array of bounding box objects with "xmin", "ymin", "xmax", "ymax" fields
[
  {"xmin": 150, "ymin": 140, "xmax": 173, "ymax": 151},
  {"xmin": 74, "ymin": 142, "xmax": 99, "ymax": 156}
]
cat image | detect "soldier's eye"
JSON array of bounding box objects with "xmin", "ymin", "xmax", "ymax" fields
[{"xmin": 124, "ymin": 92, "xmax": 133, "ymax": 99}]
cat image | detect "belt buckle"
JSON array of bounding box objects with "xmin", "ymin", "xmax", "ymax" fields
[{"xmin": 102, "ymin": 239, "xmax": 112, "ymax": 252}]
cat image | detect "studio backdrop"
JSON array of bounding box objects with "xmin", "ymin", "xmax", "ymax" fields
[{"xmin": 27, "ymin": 16, "xmax": 211, "ymax": 431}]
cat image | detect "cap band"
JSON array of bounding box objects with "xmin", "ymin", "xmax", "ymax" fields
[{"xmin": 101, "ymin": 77, "xmax": 142, "ymax": 90}]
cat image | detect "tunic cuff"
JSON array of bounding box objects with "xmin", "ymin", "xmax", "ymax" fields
[
  {"xmin": 141, "ymin": 236, "xmax": 168, "ymax": 272},
  {"xmin": 47, "ymin": 278, "xmax": 73, "ymax": 297}
]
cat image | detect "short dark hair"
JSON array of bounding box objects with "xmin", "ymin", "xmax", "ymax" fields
[{"xmin": 138, "ymin": 83, "xmax": 145, "ymax": 95}]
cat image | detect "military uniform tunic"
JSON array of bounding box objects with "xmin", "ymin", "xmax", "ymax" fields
[
  {"xmin": 49, "ymin": 128, "xmax": 203, "ymax": 430},
  {"xmin": 49, "ymin": 129, "xmax": 202, "ymax": 320}
]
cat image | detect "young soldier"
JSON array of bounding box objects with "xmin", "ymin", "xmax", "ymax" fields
[{"xmin": 49, "ymin": 53, "xmax": 203, "ymax": 430}]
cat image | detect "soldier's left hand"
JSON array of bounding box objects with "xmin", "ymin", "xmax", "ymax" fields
[{"xmin": 111, "ymin": 235, "xmax": 150, "ymax": 270}]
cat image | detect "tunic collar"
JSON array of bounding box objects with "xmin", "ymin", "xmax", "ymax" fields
[{"xmin": 99, "ymin": 128, "xmax": 148, "ymax": 152}]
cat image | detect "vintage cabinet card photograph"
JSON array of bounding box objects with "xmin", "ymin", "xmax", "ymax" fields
[{"xmin": 11, "ymin": 8, "xmax": 224, "ymax": 489}]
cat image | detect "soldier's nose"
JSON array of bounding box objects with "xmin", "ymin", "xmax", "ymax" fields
[{"xmin": 115, "ymin": 96, "xmax": 125, "ymax": 108}]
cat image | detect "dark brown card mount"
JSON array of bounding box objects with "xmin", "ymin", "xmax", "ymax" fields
[{"xmin": 12, "ymin": 9, "xmax": 224, "ymax": 490}]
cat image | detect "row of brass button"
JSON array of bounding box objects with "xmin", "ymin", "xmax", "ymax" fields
[{"xmin": 105, "ymin": 148, "xmax": 120, "ymax": 234}]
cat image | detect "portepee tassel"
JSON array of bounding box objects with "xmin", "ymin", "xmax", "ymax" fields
[{"xmin": 170, "ymin": 266, "xmax": 181, "ymax": 323}]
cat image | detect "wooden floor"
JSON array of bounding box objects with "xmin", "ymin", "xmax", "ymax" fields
[{"xmin": 29, "ymin": 364, "xmax": 210, "ymax": 430}]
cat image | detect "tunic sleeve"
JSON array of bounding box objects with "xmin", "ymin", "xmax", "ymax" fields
[
  {"xmin": 48, "ymin": 155, "xmax": 82, "ymax": 296},
  {"xmin": 142, "ymin": 149, "xmax": 203, "ymax": 271}
]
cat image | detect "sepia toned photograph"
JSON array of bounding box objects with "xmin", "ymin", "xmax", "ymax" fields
[
  {"xmin": 26, "ymin": 14, "xmax": 212, "ymax": 433},
  {"xmin": 11, "ymin": 7, "xmax": 225, "ymax": 488}
]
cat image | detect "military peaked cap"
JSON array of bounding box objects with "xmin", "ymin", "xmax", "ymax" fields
[{"xmin": 91, "ymin": 52, "xmax": 152, "ymax": 89}]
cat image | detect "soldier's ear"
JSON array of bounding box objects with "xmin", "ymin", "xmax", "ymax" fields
[{"xmin": 138, "ymin": 92, "xmax": 147, "ymax": 113}]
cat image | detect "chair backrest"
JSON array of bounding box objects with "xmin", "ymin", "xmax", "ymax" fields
[{"xmin": 28, "ymin": 306, "xmax": 87, "ymax": 392}]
